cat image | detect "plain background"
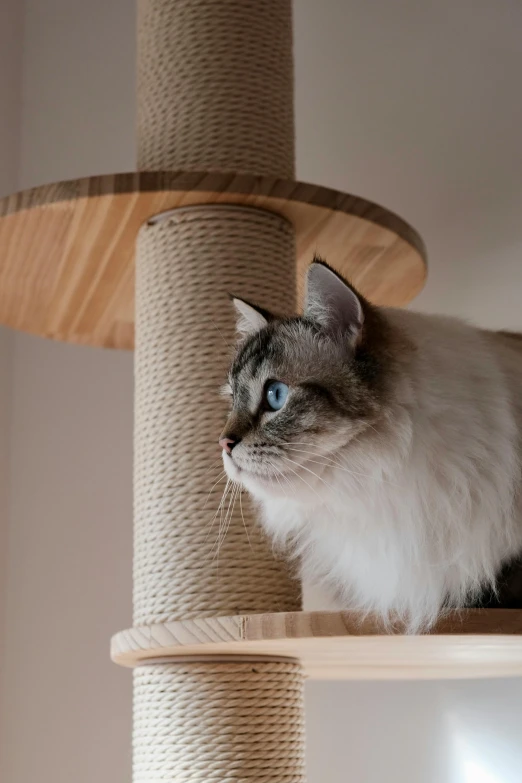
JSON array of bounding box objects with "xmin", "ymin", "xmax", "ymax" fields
[{"xmin": 1, "ymin": 1, "xmax": 522, "ymax": 781}]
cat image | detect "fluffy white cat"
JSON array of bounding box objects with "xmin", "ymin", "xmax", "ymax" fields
[{"xmin": 220, "ymin": 260, "xmax": 522, "ymax": 631}]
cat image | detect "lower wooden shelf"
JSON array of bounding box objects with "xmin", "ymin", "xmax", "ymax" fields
[{"xmin": 111, "ymin": 610, "xmax": 522, "ymax": 681}]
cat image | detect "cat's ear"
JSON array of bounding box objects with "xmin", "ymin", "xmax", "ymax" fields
[
  {"xmin": 231, "ymin": 296, "xmax": 271, "ymax": 337},
  {"xmin": 305, "ymin": 260, "xmax": 364, "ymax": 344}
]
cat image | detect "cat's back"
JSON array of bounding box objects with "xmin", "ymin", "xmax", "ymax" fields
[
  {"xmin": 387, "ymin": 308, "xmax": 522, "ymax": 387},
  {"xmin": 384, "ymin": 307, "xmax": 522, "ymax": 461},
  {"xmin": 483, "ymin": 328, "xmax": 522, "ymax": 429},
  {"xmin": 385, "ymin": 307, "xmax": 509, "ymax": 392},
  {"xmin": 487, "ymin": 329, "xmax": 522, "ymax": 357}
]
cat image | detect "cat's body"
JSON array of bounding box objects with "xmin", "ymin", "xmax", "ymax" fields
[
  {"xmin": 254, "ymin": 309, "xmax": 522, "ymax": 630},
  {"xmin": 220, "ymin": 261, "xmax": 522, "ymax": 630}
]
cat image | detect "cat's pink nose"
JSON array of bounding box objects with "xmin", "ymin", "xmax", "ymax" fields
[{"xmin": 219, "ymin": 436, "xmax": 237, "ymax": 454}]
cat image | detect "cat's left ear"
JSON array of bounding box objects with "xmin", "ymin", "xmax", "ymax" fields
[
  {"xmin": 305, "ymin": 260, "xmax": 364, "ymax": 344},
  {"xmin": 231, "ymin": 296, "xmax": 272, "ymax": 338}
]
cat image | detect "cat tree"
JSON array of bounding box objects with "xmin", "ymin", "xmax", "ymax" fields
[{"xmin": 0, "ymin": 1, "xmax": 521, "ymax": 780}]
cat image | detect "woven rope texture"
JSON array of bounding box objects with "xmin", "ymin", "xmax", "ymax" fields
[
  {"xmin": 134, "ymin": 206, "xmax": 301, "ymax": 626},
  {"xmin": 137, "ymin": 0, "xmax": 295, "ymax": 176},
  {"xmin": 133, "ymin": 661, "xmax": 306, "ymax": 782},
  {"xmin": 134, "ymin": 4, "xmax": 304, "ymax": 779}
]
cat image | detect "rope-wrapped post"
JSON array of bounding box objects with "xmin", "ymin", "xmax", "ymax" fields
[
  {"xmin": 134, "ymin": 206, "xmax": 301, "ymax": 625},
  {"xmin": 134, "ymin": 1, "xmax": 305, "ymax": 780},
  {"xmin": 137, "ymin": 0, "xmax": 295, "ymax": 176},
  {"xmin": 134, "ymin": 661, "xmax": 305, "ymax": 782}
]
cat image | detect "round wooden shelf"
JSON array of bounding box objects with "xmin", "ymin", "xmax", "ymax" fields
[
  {"xmin": 111, "ymin": 610, "xmax": 522, "ymax": 681},
  {"xmin": 0, "ymin": 171, "xmax": 426, "ymax": 349}
]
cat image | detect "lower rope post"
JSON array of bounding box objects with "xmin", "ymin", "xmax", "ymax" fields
[{"xmin": 133, "ymin": 660, "xmax": 305, "ymax": 782}]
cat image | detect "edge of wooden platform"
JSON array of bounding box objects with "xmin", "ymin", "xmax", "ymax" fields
[
  {"xmin": 0, "ymin": 170, "xmax": 427, "ymax": 349},
  {"xmin": 0, "ymin": 170, "xmax": 427, "ymax": 261},
  {"xmin": 111, "ymin": 610, "xmax": 522, "ymax": 681}
]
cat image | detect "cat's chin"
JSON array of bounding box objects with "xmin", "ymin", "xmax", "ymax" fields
[
  {"xmin": 222, "ymin": 453, "xmax": 290, "ymax": 499},
  {"xmin": 221, "ymin": 452, "xmax": 242, "ymax": 483}
]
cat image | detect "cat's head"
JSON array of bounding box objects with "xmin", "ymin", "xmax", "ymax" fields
[{"xmin": 219, "ymin": 259, "xmax": 397, "ymax": 500}]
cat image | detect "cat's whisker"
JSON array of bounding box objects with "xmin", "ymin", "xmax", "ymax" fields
[
  {"xmin": 204, "ymin": 477, "xmax": 232, "ymax": 549},
  {"xmin": 280, "ymin": 459, "xmax": 342, "ymax": 526},
  {"xmin": 273, "ymin": 473, "xmax": 285, "ymax": 495},
  {"xmin": 285, "ymin": 448, "xmax": 399, "ymax": 486},
  {"xmin": 282, "ymin": 455, "xmax": 338, "ymax": 494},
  {"xmin": 280, "ymin": 455, "xmax": 347, "ymax": 521},
  {"xmin": 206, "ymin": 483, "xmax": 232, "ymax": 561},
  {"xmin": 288, "ymin": 452, "xmax": 363, "ymax": 478},
  {"xmin": 276, "ymin": 467, "xmax": 297, "ymax": 497},
  {"xmin": 202, "ymin": 457, "xmax": 225, "ymax": 477},
  {"xmin": 224, "ymin": 483, "xmax": 240, "ymax": 543},
  {"xmin": 202, "ymin": 471, "xmax": 227, "ymax": 510},
  {"xmin": 212, "ymin": 477, "xmax": 231, "ymax": 523},
  {"xmin": 281, "ymin": 444, "xmax": 400, "ymax": 487},
  {"xmin": 208, "ymin": 317, "xmax": 231, "ymax": 349},
  {"xmin": 280, "ymin": 441, "xmax": 351, "ymax": 463},
  {"xmin": 279, "ymin": 458, "xmax": 332, "ymax": 510},
  {"xmin": 239, "ymin": 488, "xmax": 253, "ymax": 551},
  {"xmin": 280, "ymin": 441, "xmax": 332, "ymax": 448},
  {"xmin": 212, "ymin": 482, "xmax": 239, "ymax": 564},
  {"xmin": 219, "ymin": 480, "xmax": 238, "ymax": 540},
  {"xmin": 266, "ymin": 459, "xmax": 294, "ymax": 499},
  {"xmin": 278, "ymin": 442, "xmax": 352, "ymax": 471},
  {"xmin": 215, "ymin": 481, "xmax": 232, "ymax": 559},
  {"xmin": 202, "ymin": 476, "xmax": 229, "ymax": 556},
  {"xmin": 284, "ymin": 446, "xmax": 352, "ymax": 471}
]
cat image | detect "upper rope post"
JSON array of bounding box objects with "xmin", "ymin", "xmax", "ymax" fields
[{"xmin": 137, "ymin": 0, "xmax": 295, "ymax": 177}]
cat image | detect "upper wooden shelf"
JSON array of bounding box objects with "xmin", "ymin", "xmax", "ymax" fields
[
  {"xmin": 111, "ymin": 610, "xmax": 522, "ymax": 681},
  {"xmin": 0, "ymin": 171, "xmax": 427, "ymax": 349}
]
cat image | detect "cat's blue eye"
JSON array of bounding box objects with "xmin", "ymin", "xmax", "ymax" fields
[{"xmin": 265, "ymin": 381, "xmax": 289, "ymax": 411}]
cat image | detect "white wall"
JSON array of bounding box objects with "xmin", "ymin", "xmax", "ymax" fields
[
  {"xmin": 0, "ymin": 0, "xmax": 23, "ymax": 198},
  {"xmin": 295, "ymin": 0, "xmax": 522, "ymax": 329},
  {"xmin": 1, "ymin": 2, "xmax": 135, "ymax": 782},
  {"xmin": 2, "ymin": 1, "xmax": 522, "ymax": 782},
  {"xmin": 0, "ymin": 1, "xmax": 22, "ymax": 779},
  {"xmin": 17, "ymin": 0, "xmax": 136, "ymax": 187},
  {"xmin": 3, "ymin": 340, "xmax": 133, "ymax": 783}
]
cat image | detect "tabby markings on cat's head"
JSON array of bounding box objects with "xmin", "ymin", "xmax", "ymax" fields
[{"xmin": 219, "ymin": 259, "xmax": 394, "ymax": 500}]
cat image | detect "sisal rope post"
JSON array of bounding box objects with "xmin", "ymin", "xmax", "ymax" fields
[
  {"xmin": 134, "ymin": 206, "xmax": 301, "ymax": 626},
  {"xmin": 133, "ymin": 662, "xmax": 305, "ymax": 782},
  {"xmin": 133, "ymin": 0, "xmax": 305, "ymax": 780},
  {"xmin": 137, "ymin": 0, "xmax": 295, "ymax": 176}
]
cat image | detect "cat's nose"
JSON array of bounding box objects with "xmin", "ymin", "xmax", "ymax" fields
[{"xmin": 219, "ymin": 435, "xmax": 239, "ymax": 454}]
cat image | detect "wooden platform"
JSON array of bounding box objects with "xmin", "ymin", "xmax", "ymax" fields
[
  {"xmin": 0, "ymin": 171, "xmax": 427, "ymax": 349},
  {"xmin": 111, "ymin": 610, "xmax": 522, "ymax": 681}
]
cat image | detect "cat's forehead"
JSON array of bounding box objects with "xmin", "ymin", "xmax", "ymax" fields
[
  {"xmin": 231, "ymin": 320, "xmax": 313, "ymax": 382},
  {"xmin": 232, "ymin": 329, "xmax": 281, "ymax": 379}
]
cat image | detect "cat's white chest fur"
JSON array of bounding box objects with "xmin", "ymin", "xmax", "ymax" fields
[{"xmin": 257, "ymin": 426, "xmax": 518, "ymax": 631}]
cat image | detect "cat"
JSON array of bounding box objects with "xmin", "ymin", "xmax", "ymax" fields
[{"xmin": 219, "ymin": 258, "xmax": 522, "ymax": 631}]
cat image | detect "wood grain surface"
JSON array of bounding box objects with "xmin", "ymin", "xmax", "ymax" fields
[
  {"xmin": 111, "ymin": 609, "xmax": 522, "ymax": 680},
  {"xmin": 0, "ymin": 171, "xmax": 427, "ymax": 349}
]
